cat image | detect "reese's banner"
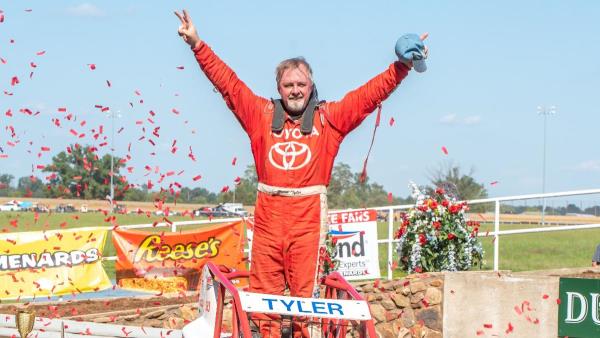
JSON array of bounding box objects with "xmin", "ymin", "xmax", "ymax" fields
[
  {"xmin": 113, "ymin": 220, "xmax": 246, "ymax": 292},
  {"xmin": 0, "ymin": 227, "xmax": 111, "ymax": 300}
]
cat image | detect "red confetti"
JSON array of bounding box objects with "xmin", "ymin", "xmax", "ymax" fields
[
  {"xmin": 556, "ymin": 298, "xmax": 561, "ymax": 305},
  {"xmin": 490, "ymin": 181, "xmax": 498, "ymax": 186},
  {"xmin": 441, "ymin": 146, "xmax": 448, "ymax": 155},
  {"xmin": 106, "ymin": 80, "xmax": 111, "ymax": 87},
  {"xmin": 542, "ymin": 294, "xmax": 549, "ymax": 299},
  {"xmin": 387, "ymin": 192, "xmax": 393, "ymax": 203},
  {"xmin": 11, "ymin": 76, "xmax": 19, "ymax": 86},
  {"xmin": 88, "ymin": 64, "xmax": 96, "ymax": 70},
  {"xmin": 0, "ymin": 57, "xmax": 5, "ymax": 64},
  {"xmin": 36, "ymin": 50, "xmax": 46, "ymax": 56},
  {"xmin": 192, "ymin": 175, "xmax": 202, "ymax": 181},
  {"xmin": 232, "ymin": 157, "xmax": 237, "ymax": 166},
  {"xmin": 171, "ymin": 108, "xmax": 180, "ymax": 115},
  {"xmin": 221, "ymin": 186, "xmax": 230, "ymax": 193},
  {"xmin": 389, "ymin": 117, "xmax": 395, "ymax": 126},
  {"xmin": 514, "ymin": 305, "xmax": 522, "ymax": 315},
  {"xmin": 505, "ymin": 322, "xmax": 514, "ymax": 334},
  {"xmin": 0, "ymin": 13, "xmax": 4, "ymax": 23},
  {"xmin": 176, "ymin": 65, "xmax": 184, "ymax": 70},
  {"xmin": 483, "ymin": 324, "xmax": 492, "ymax": 329}
]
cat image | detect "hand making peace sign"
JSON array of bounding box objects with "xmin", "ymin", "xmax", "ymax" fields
[{"xmin": 174, "ymin": 9, "xmax": 200, "ymax": 48}]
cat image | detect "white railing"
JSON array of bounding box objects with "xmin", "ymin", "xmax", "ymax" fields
[
  {"xmin": 101, "ymin": 188, "xmax": 600, "ymax": 281},
  {"xmin": 358, "ymin": 188, "xmax": 600, "ymax": 280}
]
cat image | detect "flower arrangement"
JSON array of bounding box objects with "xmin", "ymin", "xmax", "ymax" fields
[{"xmin": 395, "ymin": 182, "xmax": 484, "ymax": 273}]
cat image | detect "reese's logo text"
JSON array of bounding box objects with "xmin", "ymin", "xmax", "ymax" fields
[{"xmin": 133, "ymin": 235, "xmax": 222, "ymax": 263}]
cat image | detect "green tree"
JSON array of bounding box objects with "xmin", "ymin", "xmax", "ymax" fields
[
  {"xmin": 0, "ymin": 174, "xmax": 15, "ymax": 197},
  {"xmin": 123, "ymin": 186, "xmax": 149, "ymax": 201},
  {"xmin": 43, "ymin": 144, "xmax": 126, "ymax": 200},
  {"xmin": 328, "ymin": 163, "xmax": 355, "ymax": 208},
  {"xmin": 179, "ymin": 187, "xmax": 218, "ymax": 204},
  {"xmin": 428, "ymin": 164, "xmax": 488, "ymax": 201},
  {"xmin": 233, "ymin": 165, "xmax": 258, "ymax": 205},
  {"xmin": 16, "ymin": 176, "xmax": 45, "ymax": 197},
  {"xmin": 327, "ymin": 162, "xmax": 411, "ymax": 209}
]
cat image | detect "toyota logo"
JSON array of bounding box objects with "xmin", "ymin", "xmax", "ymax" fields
[{"xmin": 268, "ymin": 141, "xmax": 312, "ymax": 170}]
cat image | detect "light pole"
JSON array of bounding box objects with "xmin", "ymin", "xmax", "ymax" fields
[
  {"xmin": 537, "ymin": 105, "xmax": 556, "ymax": 226},
  {"xmin": 105, "ymin": 110, "xmax": 121, "ymax": 213}
]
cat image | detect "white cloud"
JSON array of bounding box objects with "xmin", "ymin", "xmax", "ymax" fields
[
  {"xmin": 439, "ymin": 113, "xmax": 457, "ymax": 125},
  {"xmin": 66, "ymin": 3, "xmax": 105, "ymax": 17},
  {"xmin": 464, "ymin": 115, "xmax": 481, "ymax": 125},
  {"xmin": 572, "ymin": 160, "xmax": 600, "ymax": 172},
  {"xmin": 439, "ymin": 113, "xmax": 482, "ymax": 126}
]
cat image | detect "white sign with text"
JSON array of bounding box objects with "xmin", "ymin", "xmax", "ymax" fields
[
  {"xmin": 327, "ymin": 209, "xmax": 380, "ymax": 280},
  {"xmin": 238, "ymin": 291, "xmax": 371, "ymax": 320}
]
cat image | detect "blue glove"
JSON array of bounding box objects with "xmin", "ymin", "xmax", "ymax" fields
[{"xmin": 395, "ymin": 33, "xmax": 427, "ymax": 73}]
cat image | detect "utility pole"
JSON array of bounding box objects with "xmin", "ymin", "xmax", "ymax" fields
[
  {"xmin": 106, "ymin": 110, "xmax": 121, "ymax": 213},
  {"xmin": 537, "ymin": 105, "xmax": 556, "ymax": 226}
]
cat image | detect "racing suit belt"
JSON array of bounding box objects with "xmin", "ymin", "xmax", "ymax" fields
[{"xmin": 257, "ymin": 182, "xmax": 327, "ymax": 197}]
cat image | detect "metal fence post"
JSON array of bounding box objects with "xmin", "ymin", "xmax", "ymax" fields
[
  {"xmin": 387, "ymin": 207, "xmax": 394, "ymax": 280},
  {"xmin": 494, "ymin": 200, "xmax": 500, "ymax": 271}
]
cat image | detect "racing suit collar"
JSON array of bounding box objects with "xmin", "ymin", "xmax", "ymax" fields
[{"xmin": 271, "ymin": 87, "xmax": 319, "ymax": 135}]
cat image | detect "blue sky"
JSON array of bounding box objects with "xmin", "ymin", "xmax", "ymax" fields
[{"xmin": 0, "ymin": 1, "xmax": 599, "ymax": 200}]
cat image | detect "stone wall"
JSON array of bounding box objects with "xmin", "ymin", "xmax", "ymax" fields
[{"xmin": 353, "ymin": 273, "xmax": 444, "ymax": 338}]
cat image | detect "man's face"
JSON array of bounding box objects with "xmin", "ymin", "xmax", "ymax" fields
[{"xmin": 277, "ymin": 64, "xmax": 313, "ymax": 115}]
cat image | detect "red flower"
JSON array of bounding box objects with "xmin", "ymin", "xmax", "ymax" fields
[
  {"xmin": 414, "ymin": 266, "xmax": 422, "ymax": 273},
  {"xmin": 435, "ymin": 187, "xmax": 445, "ymax": 195},
  {"xmin": 449, "ymin": 204, "xmax": 460, "ymax": 214},
  {"xmin": 447, "ymin": 233, "xmax": 456, "ymax": 240},
  {"xmin": 432, "ymin": 221, "xmax": 441, "ymax": 230},
  {"xmin": 428, "ymin": 200, "xmax": 438, "ymax": 210},
  {"xmin": 418, "ymin": 233, "xmax": 427, "ymax": 245},
  {"xmin": 441, "ymin": 200, "xmax": 449, "ymax": 207},
  {"xmin": 395, "ymin": 227, "xmax": 406, "ymax": 239}
]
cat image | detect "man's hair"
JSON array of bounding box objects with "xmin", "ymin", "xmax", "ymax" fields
[{"xmin": 275, "ymin": 57, "xmax": 313, "ymax": 85}]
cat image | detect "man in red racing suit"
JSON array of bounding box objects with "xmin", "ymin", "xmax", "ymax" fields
[{"xmin": 175, "ymin": 9, "xmax": 426, "ymax": 337}]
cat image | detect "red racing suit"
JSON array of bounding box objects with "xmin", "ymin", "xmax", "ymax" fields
[{"xmin": 193, "ymin": 41, "xmax": 409, "ymax": 337}]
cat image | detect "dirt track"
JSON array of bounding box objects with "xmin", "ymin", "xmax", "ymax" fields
[
  {"xmin": 3, "ymin": 198, "xmax": 598, "ymax": 224},
  {"xmin": 0, "ymin": 197, "xmax": 208, "ymax": 212}
]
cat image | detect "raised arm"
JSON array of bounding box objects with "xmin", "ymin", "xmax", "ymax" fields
[
  {"xmin": 175, "ymin": 9, "xmax": 267, "ymax": 135},
  {"xmin": 325, "ymin": 33, "xmax": 428, "ymax": 136}
]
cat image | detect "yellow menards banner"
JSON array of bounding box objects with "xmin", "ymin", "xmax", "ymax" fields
[{"xmin": 0, "ymin": 227, "xmax": 111, "ymax": 300}]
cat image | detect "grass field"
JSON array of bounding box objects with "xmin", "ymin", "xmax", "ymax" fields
[
  {"xmin": 376, "ymin": 221, "xmax": 600, "ymax": 279},
  {"xmin": 1, "ymin": 211, "xmax": 599, "ymax": 281}
]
